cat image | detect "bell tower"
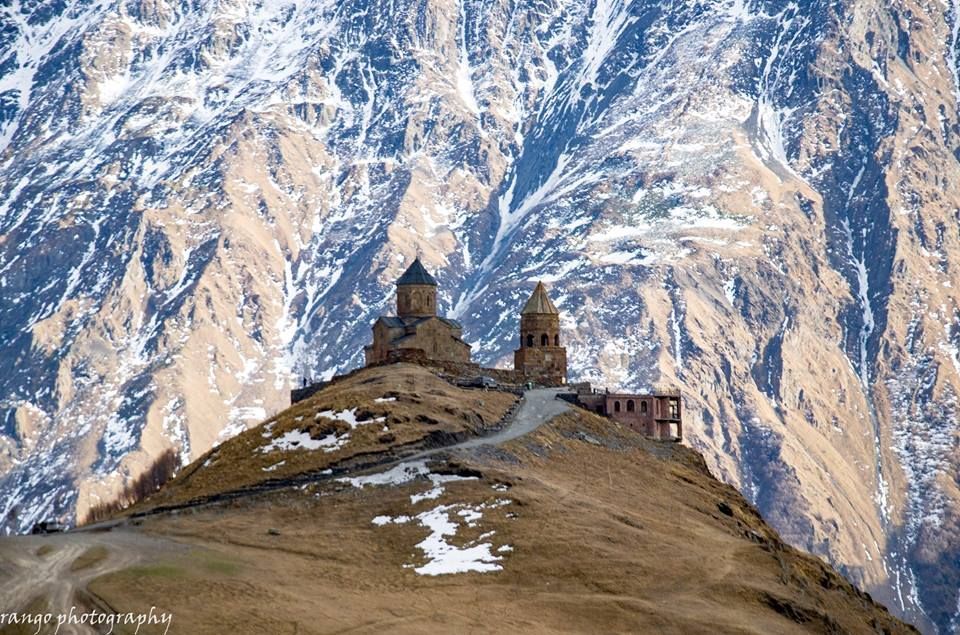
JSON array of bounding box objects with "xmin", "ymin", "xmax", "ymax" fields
[
  {"xmin": 514, "ymin": 282, "xmax": 566, "ymax": 385},
  {"xmin": 396, "ymin": 257, "xmax": 437, "ymax": 318}
]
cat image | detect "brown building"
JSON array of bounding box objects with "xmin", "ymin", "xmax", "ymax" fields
[
  {"xmin": 574, "ymin": 389, "xmax": 682, "ymax": 441},
  {"xmin": 364, "ymin": 258, "xmax": 471, "ymax": 366},
  {"xmin": 513, "ymin": 282, "xmax": 567, "ymax": 385}
]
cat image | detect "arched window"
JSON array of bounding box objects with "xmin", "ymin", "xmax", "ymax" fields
[
  {"xmin": 640, "ymin": 401, "xmax": 648, "ymax": 414},
  {"xmin": 627, "ymin": 400, "xmax": 635, "ymax": 412},
  {"xmin": 554, "ymin": 334, "xmax": 559, "ymax": 345},
  {"xmin": 526, "ymin": 334, "xmax": 534, "ymax": 347},
  {"xmin": 614, "ymin": 401, "xmax": 621, "ymax": 412},
  {"xmin": 541, "ymin": 333, "xmax": 548, "ymax": 346}
]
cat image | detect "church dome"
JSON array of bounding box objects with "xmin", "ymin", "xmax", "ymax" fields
[
  {"xmin": 396, "ymin": 257, "xmax": 438, "ymax": 286},
  {"xmin": 521, "ymin": 281, "xmax": 559, "ymax": 315}
]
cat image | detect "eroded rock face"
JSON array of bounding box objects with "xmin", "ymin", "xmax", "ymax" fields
[{"xmin": 0, "ymin": 0, "xmax": 958, "ymax": 630}]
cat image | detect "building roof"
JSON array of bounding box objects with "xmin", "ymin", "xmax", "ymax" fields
[
  {"xmin": 377, "ymin": 316, "xmax": 406, "ymax": 328},
  {"xmin": 377, "ymin": 315, "xmax": 462, "ymax": 330},
  {"xmin": 521, "ymin": 281, "xmax": 559, "ymax": 315},
  {"xmin": 393, "ymin": 328, "xmax": 469, "ymax": 347},
  {"xmin": 436, "ymin": 316, "xmax": 463, "ymax": 330},
  {"xmin": 396, "ymin": 257, "xmax": 438, "ymax": 286}
]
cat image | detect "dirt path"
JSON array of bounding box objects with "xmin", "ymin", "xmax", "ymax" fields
[
  {"xmin": 0, "ymin": 530, "xmax": 175, "ymax": 634},
  {"xmin": 0, "ymin": 388, "xmax": 570, "ymax": 627},
  {"xmin": 82, "ymin": 388, "xmax": 570, "ymax": 526},
  {"xmin": 403, "ymin": 387, "xmax": 569, "ymax": 459},
  {"xmin": 454, "ymin": 387, "xmax": 570, "ymax": 449}
]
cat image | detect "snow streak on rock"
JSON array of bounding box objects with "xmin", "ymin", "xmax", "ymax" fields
[{"xmin": 2, "ymin": 0, "xmax": 960, "ymax": 630}]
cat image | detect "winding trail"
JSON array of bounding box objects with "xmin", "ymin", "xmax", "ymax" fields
[
  {"xmin": 0, "ymin": 387, "xmax": 570, "ymax": 626},
  {"xmin": 458, "ymin": 387, "xmax": 570, "ymax": 448},
  {"xmin": 0, "ymin": 531, "xmax": 171, "ymax": 635},
  {"xmin": 405, "ymin": 387, "xmax": 569, "ymax": 460}
]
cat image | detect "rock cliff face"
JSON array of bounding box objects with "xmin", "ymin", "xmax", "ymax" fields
[{"xmin": 1, "ymin": 0, "xmax": 959, "ymax": 630}]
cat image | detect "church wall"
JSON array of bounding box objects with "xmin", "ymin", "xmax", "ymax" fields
[
  {"xmin": 397, "ymin": 284, "xmax": 436, "ymax": 317},
  {"xmin": 513, "ymin": 346, "xmax": 567, "ymax": 385},
  {"xmin": 519, "ymin": 313, "xmax": 561, "ymax": 347},
  {"xmin": 368, "ymin": 318, "xmax": 471, "ymax": 367},
  {"xmin": 399, "ymin": 319, "xmax": 470, "ymax": 363},
  {"xmin": 366, "ymin": 321, "xmax": 406, "ymax": 365}
]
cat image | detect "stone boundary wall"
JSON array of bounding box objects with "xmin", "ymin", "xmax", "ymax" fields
[{"xmin": 290, "ymin": 355, "xmax": 564, "ymax": 405}]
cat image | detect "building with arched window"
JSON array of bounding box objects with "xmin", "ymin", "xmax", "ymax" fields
[
  {"xmin": 513, "ymin": 282, "xmax": 567, "ymax": 385},
  {"xmin": 364, "ymin": 258, "xmax": 471, "ymax": 366},
  {"xmin": 569, "ymin": 388, "xmax": 682, "ymax": 441}
]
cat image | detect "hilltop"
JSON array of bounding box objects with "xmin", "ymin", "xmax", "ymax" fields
[{"xmin": 0, "ymin": 365, "xmax": 914, "ymax": 634}]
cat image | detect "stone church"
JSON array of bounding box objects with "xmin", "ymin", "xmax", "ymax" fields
[
  {"xmin": 364, "ymin": 258, "xmax": 567, "ymax": 385},
  {"xmin": 513, "ymin": 282, "xmax": 567, "ymax": 384},
  {"xmin": 363, "ymin": 258, "xmax": 472, "ymax": 366}
]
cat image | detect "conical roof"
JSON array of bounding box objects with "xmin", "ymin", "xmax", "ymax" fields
[
  {"xmin": 521, "ymin": 281, "xmax": 559, "ymax": 315},
  {"xmin": 396, "ymin": 257, "xmax": 437, "ymax": 286}
]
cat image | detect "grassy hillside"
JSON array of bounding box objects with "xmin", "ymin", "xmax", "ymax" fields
[
  {"xmin": 0, "ymin": 364, "xmax": 914, "ymax": 634},
  {"xmin": 128, "ymin": 363, "xmax": 517, "ymax": 512}
]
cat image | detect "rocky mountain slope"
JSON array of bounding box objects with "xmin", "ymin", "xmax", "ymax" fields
[
  {"xmin": 0, "ymin": 0, "xmax": 959, "ymax": 631},
  {"xmin": 0, "ymin": 365, "xmax": 915, "ymax": 634}
]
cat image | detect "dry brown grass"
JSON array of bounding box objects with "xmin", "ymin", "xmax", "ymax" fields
[
  {"xmin": 126, "ymin": 363, "xmax": 517, "ymax": 513},
  {"xmin": 69, "ymin": 545, "xmax": 109, "ymax": 572},
  {"xmin": 0, "ymin": 597, "xmax": 49, "ymax": 635},
  {"xmin": 34, "ymin": 544, "xmax": 55, "ymax": 557},
  {"xmin": 83, "ymin": 406, "xmax": 913, "ymax": 634}
]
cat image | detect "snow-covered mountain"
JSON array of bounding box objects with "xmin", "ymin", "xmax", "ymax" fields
[{"xmin": 1, "ymin": 0, "xmax": 959, "ymax": 630}]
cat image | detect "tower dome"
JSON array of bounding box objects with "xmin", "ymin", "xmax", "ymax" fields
[
  {"xmin": 514, "ymin": 281, "xmax": 566, "ymax": 384},
  {"xmin": 396, "ymin": 257, "xmax": 438, "ymax": 287},
  {"xmin": 396, "ymin": 257, "xmax": 438, "ymax": 317}
]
